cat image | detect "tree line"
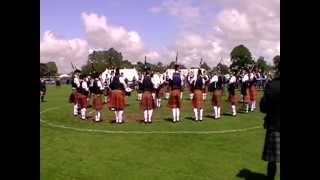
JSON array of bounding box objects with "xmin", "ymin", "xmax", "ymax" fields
[{"xmin": 40, "ymin": 44, "xmax": 277, "ymax": 76}]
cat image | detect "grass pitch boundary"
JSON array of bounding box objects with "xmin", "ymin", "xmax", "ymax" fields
[{"xmin": 40, "ymin": 106, "xmax": 262, "ymax": 134}]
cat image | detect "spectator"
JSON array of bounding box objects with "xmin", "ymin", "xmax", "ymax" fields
[{"xmin": 260, "ymin": 56, "xmax": 280, "ymax": 180}]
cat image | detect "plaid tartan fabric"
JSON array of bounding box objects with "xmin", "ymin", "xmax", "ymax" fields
[{"xmin": 262, "ymin": 130, "xmax": 280, "ymax": 162}]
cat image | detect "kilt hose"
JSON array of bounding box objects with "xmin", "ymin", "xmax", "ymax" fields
[
  {"xmin": 92, "ymin": 94, "xmax": 103, "ymax": 110},
  {"xmin": 108, "ymin": 89, "xmax": 126, "ymax": 110},
  {"xmin": 192, "ymin": 89, "xmax": 204, "ymax": 108},
  {"xmin": 212, "ymin": 89, "xmax": 222, "ymax": 106},
  {"xmin": 140, "ymin": 91, "xmax": 156, "ymax": 110},
  {"xmin": 262, "ymin": 130, "xmax": 280, "ymax": 162},
  {"xmin": 167, "ymin": 89, "xmax": 181, "ymax": 109},
  {"xmin": 249, "ymin": 85, "xmax": 257, "ymax": 101}
]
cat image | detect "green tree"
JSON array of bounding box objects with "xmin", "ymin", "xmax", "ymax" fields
[
  {"xmin": 200, "ymin": 62, "xmax": 211, "ymax": 71},
  {"xmin": 83, "ymin": 48, "xmax": 130, "ymax": 74},
  {"xmin": 255, "ymin": 56, "xmax": 269, "ymax": 73},
  {"xmin": 273, "ymin": 55, "xmax": 280, "ymax": 67},
  {"xmin": 122, "ymin": 60, "xmax": 134, "ymax": 68},
  {"xmin": 154, "ymin": 62, "xmax": 165, "ymax": 73},
  {"xmin": 166, "ymin": 61, "xmax": 186, "ymax": 69},
  {"xmin": 46, "ymin": 61, "xmax": 58, "ymax": 76},
  {"xmin": 216, "ymin": 63, "xmax": 229, "ymax": 74},
  {"xmin": 135, "ymin": 61, "xmax": 146, "ymax": 72},
  {"xmin": 230, "ymin": 44, "xmax": 254, "ymax": 70},
  {"xmin": 40, "ymin": 63, "xmax": 49, "ymax": 77}
]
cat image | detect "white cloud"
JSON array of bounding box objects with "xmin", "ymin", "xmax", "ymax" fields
[
  {"xmin": 216, "ymin": 9, "xmax": 254, "ymax": 40},
  {"xmin": 40, "ymin": 12, "xmax": 155, "ymax": 73},
  {"xmin": 153, "ymin": 0, "xmax": 280, "ymax": 66},
  {"xmin": 82, "ymin": 12, "xmax": 145, "ymax": 60},
  {"xmin": 40, "ymin": 31, "xmax": 89, "ymax": 73},
  {"xmin": 149, "ymin": 0, "xmax": 200, "ymax": 20},
  {"xmin": 148, "ymin": 6, "xmax": 163, "ymax": 13},
  {"xmin": 40, "ymin": 0, "xmax": 279, "ymax": 73}
]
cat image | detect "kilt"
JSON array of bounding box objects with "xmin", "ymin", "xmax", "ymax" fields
[
  {"xmin": 167, "ymin": 89, "xmax": 181, "ymax": 109},
  {"xmin": 140, "ymin": 91, "xmax": 155, "ymax": 110},
  {"xmin": 108, "ymin": 89, "xmax": 126, "ymax": 110},
  {"xmin": 262, "ymin": 130, "xmax": 280, "ymax": 162},
  {"xmin": 78, "ymin": 94, "xmax": 88, "ymax": 109},
  {"xmin": 249, "ymin": 85, "xmax": 257, "ymax": 101},
  {"xmin": 92, "ymin": 94, "xmax": 103, "ymax": 110},
  {"xmin": 228, "ymin": 94, "xmax": 236, "ymax": 104},
  {"xmin": 212, "ymin": 89, "xmax": 222, "ymax": 106},
  {"xmin": 243, "ymin": 88, "xmax": 250, "ymax": 103},
  {"xmin": 69, "ymin": 90, "xmax": 78, "ymax": 104},
  {"xmin": 192, "ymin": 89, "xmax": 204, "ymax": 108}
]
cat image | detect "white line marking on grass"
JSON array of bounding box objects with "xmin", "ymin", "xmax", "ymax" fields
[{"xmin": 40, "ymin": 106, "xmax": 262, "ymax": 134}]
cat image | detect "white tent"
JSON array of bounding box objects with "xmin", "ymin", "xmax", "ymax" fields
[{"xmin": 58, "ymin": 74, "xmax": 70, "ymax": 78}]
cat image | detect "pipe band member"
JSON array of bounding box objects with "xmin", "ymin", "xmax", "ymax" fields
[
  {"xmin": 108, "ymin": 68, "xmax": 127, "ymax": 124},
  {"xmin": 167, "ymin": 65, "xmax": 183, "ymax": 122},
  {"xmin": 191, "ymin": 69, "xmax": 205, "ymax": 121}
]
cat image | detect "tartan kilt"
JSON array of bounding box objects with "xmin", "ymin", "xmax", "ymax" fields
[
  {"xmin": 243, "ymin": 88, "xmax": 250, "ymax": 103},
  {"xmin": 167, "ymin": 89, "xmax": 181, "ymax": 109},
  {"xmin": 212, "ymin": 89, "xmax": 222, "ymax": 106},
  {"xmin": 69, "ymin": 90, "xmax": 78, "ymax": 104},
  {"xmin": 92, "ymin": 94, "xmax": 103, "ymax": 110},
  {"xmin": 108, "ymin": 90, "xmax": 126, "ymax": 110},
  {"xmin": 140, "ymin": 91, "xmax": 155, "ymax": 110},
  {"xmin": 262, "ymin": 130, "xmax": 280, "ymax": 162},
  {"xmin": 249, "ymin": 85, "xmax": 257, "ymax": 101},
  {"xmin": 228, "ymin": 94, "xmax": 236, "ymax": 104},
  {"xmin": 192, "ymin": 89, "xmax": 204, "ymax": 108},
  {"xmin": 78, "ymin": 94, "xmax": 88, "ymax": 109}
]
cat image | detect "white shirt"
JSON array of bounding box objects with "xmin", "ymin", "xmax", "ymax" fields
[
  {"xmin": 229, "ymin": 76, "xmax": 237, "ymax": 84},
  {"xmin": 81, "ymin": 81, "xmax": 89, "ymax": 91},
  {"xmin": 97, "ymin": 80, "xmax": 104, "ymax": 90},
  {"xmin": 73, "ymin": 77, "xmax": 80, "ymax": 87},
  {"xmin": 151, "ymin": 74, "xmax": 160, "ymax": 88},
  {"xmin": 210, "ymin": 75, "xmax": 219, "ymax": 83},
  {"xmin": 119, "ymin": 76, "xmax": 127, "ymax": 89},
  {"xmin": 242, "ymin": 74, "xmax": 249, "ymax": 82},
  {"xmin": 249, "ymin": 73, "xmax": 255, "ymax": 80}
]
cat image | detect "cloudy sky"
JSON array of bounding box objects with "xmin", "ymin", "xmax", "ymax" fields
[{"xmin": 40, "ymin": 0, "xmax": 280, "ymax": 73}]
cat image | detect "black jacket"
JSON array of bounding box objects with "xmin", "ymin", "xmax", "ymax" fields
[
  {"xmin": 260, "ymin": 77, "xmax": 280, "ymax": 131},
  {"xmin": 40, "ymin": 80, "xmax": 46, "ymax": 92}
]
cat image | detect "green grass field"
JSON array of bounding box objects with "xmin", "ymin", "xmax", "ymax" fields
[{"xmin": 40, "ymin": 85, "xmax": 279, "ymax": 180}]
